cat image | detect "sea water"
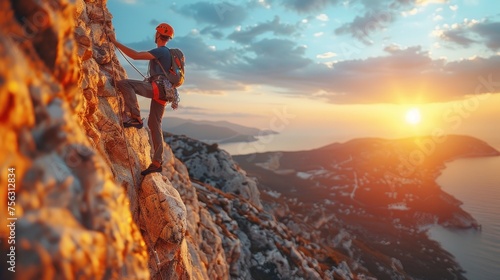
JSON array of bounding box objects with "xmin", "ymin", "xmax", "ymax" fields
[{"xmin": 428, "ymin": 155, "xmax": 500, "ymax": 280}]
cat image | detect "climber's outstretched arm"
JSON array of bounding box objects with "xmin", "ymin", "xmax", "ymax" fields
[{"xmin": 108, "ymin": 33, "xmax": 154, "ymax": 60}]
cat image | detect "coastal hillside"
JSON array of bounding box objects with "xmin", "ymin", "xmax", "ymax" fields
[{"xmin": 233, "ymin": 135, "xmax": 499, "ymax": 280}]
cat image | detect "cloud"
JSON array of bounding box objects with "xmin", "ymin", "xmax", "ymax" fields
[
  {"xmin": 433, "ymin": 14, "xmax": 443, "ymax": 21},
  {"xmin": 176, "ymin": 1, "xmax": 248, "ymax": 27},
  {"xmin": 227, "ymin": 16, "xmax": 298, "ymax": 44},
  {"xmin": 149, "ymin": 19, "xmax": 161, "ymax": 28},
  {"xmin": 335, "ymin": 10, "xmax": 395, "ymax": 45},
  {"xmin": 435, "ymin": 19, "xmax": 500, "ymax": 51},
  {"xmin": 331, "ymin": 0, "xmax": 452, "ymax": 44},
  {"xmin": 170, "ymin": 36, "xmax": 255, "ymax": 93},
  {"xmin": 316, "ymin": 14, "xmax": 329, "ymax": 21},
  {"xmin": 128, "ymin": 37, "xmax": 156, "ymax": 51},
  {"xmin": 402, "ymin": 8, "xmax": 419, "ymax": 17},
  {"xmin": 220, "ymin": 38, "xmax": 313, "ymax": 84},
  {"xmin": 471, "ymin": 21, "xmax": 500, "ymax": 51},
  {"xmin": 168, "ymin": 35, "xmax": 240, "ymax": 69},
  {"xmin": 215, "ymin": 41, "xmax": 499, "ymax": 104},
  {"xmin": 117, "ymin": 0, "xmax": 137, "ymax": 4},
  {"xmin": 116, "ymin": 0, "xmax": 158, "ymax": 4},
  {"xmin": 302, "ymin": 48, "xmax": 500, "ymax": 104},
  {"xmin": 415, "ymin": 0, "xmax": 449, "ymax": 6},
  {"xmin": 317, "ymin": 52, "xmax": 337, "ymax": 59},
  {"xmin": 199, "ymin": 26, "xmax": 225, "ymax": 39},
  {"xmin": 281, "ymin": 0, "xmax": 409, "ymax": 14},
  {"xmin": 281, "ymin": 0, "xmax": 341, "ymax": 13},
  {"xmin": 436, "ymin": 27, "xmax": 476, "ymax": 47}
]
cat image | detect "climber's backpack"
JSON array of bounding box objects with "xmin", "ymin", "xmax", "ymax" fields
[
  {"xmin": 165, "ymin": 48, "xmax": 185, "ymax": 88},
  {"xmin": 152, "ymin": 48, "xmax": 184, "ymax": 109}
]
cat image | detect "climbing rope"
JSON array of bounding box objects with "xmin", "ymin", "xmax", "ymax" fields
[
  {"xmin": 99, "ymin": 1, "xmax": 165, "ymax": 279},
  {"xmin": 99, "ymin": 0, "xmax": 138, "ymax": 193},
  {"xmin": 115, "ymin": 47, "xmax": 147, "ymax": 80}
]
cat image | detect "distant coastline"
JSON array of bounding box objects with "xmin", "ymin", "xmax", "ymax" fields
[{"xmin": 161, "ymin": 116, "xmax": 277, "ymax": 144}]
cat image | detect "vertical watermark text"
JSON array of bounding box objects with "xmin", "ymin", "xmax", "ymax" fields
[{"xmin": 6, "ymin": 167, "xmax": 17, "ymax": 273}]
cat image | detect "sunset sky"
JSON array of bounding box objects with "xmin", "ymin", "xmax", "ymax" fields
[{"xmin": 108, "ymin": 0, "xmax": 500, "ymax": 152}]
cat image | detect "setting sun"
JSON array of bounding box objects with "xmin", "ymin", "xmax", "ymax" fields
[{"xmin": 405, "ymin": 108, "xmax": 421, "ymax": 125}]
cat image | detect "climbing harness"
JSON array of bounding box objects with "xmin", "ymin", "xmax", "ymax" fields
[
  {"xmin": 99, "ymin": 1, "xmax": 165, "ymax": 279},
  {"xmin": 151, "ymin": 78, "xmax": 167, "ymax": 106},
  {"xmin": 151, "ymin": 75, "xmax": 178, "ymax": 107}
]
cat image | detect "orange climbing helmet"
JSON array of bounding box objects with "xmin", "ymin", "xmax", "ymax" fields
[{"xmin": 156, "ymin": 23, "xmax": 174, "ymax": 39}]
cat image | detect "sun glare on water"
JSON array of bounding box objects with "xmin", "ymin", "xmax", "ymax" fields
[{"xmin": 405, "ymin": 108, "xmax": 421, "ymax": 125}]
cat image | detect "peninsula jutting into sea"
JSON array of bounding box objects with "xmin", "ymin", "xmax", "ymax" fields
[{"xmin": 229, "ymin": 135, "xmax": 498, "ymax": 279}]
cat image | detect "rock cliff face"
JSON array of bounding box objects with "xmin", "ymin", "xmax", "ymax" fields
[
  {"xmin": 0, "ymin": 0, "xmax": 150, "ymax": 279},
  {"xmin": 0, "ymin": 0, "xmax": 194, "ymax": 279}
]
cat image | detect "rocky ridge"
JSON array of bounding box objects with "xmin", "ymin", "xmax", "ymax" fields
[
  {"xmin": 166, "ymin": 134, "xmax": 365, "ymax": 279},
  {"xmin": 2, "ymin": 0, "xmax": 198, "ymax": 279}
]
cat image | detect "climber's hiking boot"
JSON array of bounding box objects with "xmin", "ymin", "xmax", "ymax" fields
[
  {"xmin": 123, "ymin": 118, "xmax": 143, "ymax": 129},
  {"xmin": 141, "ymin": 163, "xmax": 162, "ymax": 176}
]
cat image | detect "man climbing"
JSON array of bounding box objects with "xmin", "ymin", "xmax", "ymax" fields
[{"xmin": 108, "ymin": 23, "xmax": 175, "ymax": 176}]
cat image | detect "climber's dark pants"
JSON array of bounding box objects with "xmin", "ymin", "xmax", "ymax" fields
[{"xmin": 117, "ymin": 79, "xmax": 165, "ymax": 164}]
